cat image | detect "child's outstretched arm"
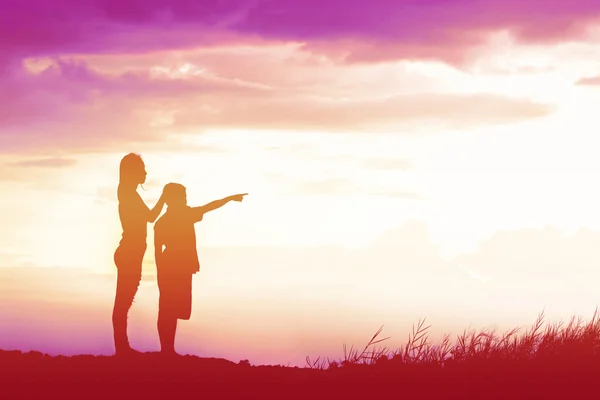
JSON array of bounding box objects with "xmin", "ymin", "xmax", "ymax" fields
[{"xmin": 189, "ymin": 193, "xmax": 248, "ymax": 223}]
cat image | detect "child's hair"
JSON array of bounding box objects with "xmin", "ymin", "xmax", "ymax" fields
[{"xmin": 163, "ymin": 182, "xmax": 187, "ymax": 206}]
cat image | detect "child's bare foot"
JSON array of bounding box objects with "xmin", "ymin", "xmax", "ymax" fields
[{"xmin": 115, "ymin": 347, "xmax": 144, "ymax": 358}]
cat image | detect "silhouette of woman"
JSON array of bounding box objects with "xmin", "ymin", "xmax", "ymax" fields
[{"xmin": 112, "ymin": 153, "xmax": 165, "ymax": 357}]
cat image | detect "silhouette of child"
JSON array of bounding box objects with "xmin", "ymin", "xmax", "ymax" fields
[{"xmin": 154, "ymin": 183, "xmax": 247, "ymax": 356}]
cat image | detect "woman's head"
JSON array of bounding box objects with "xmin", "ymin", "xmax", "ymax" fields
[{"xmin": 119, "ymin": 153, "xmax": 147, "ymax": 185}]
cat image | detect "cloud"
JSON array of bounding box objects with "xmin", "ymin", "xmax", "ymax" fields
[
  {"xmin": 95, "ymin": 186, "xmax": 117, "ymax": 204},
  {"xmin": 0, "ymin": 0, "xmax": 252, "ymax": 61},
  {"xmin": 576, "ymin": 75, "xmax": 600, "ymax": 85},
  {"xmin": 293, "ymin": 178, "xmax": 355, "ymax": 196},
  {"xmin": 8, "ymin": 158, "xmax": 77, "ymax": 168},
  {"xmin": 455, "ymin": 226, "xmax": 600, "ymax": 287},
  {"xmin": 234, "ymin": 0, "xmax": 600, "ymax": 64},
  {"xmin": 375, "ymin": 191, "xmax": 423, "ymax": 200},
  {"xmin": 363, "ymin": 158, "xmax": 412, "ymax": 171},
  {"xmin": 286, "ymin": 177, "xmax": 423, "ymax": 201},
  {"xmin": 0, "ymin": 253, "xmax": 25, "ymax": 266},
  {"xmin": 1, "ymin": 57, "xmax": 266, "ymax": 121},
  {"xmin": 0, "ymin": 47, "xmax": 553, "ymax": 154},
  {"xmin": 0, "ymin": 156, "xmax": 76, "ymax": 182},
  {"xmin": 2, "ymin": 1, "xmax": 572, "ymax": 155},
  {"xmin": 173, "ymin": 92, "xmax": 552, "ymax": 132},
  {"xmin": 194, "ymin": 220, "xmax": 480, "ymax": 305},
  {"xmin": 0, "ymin": 57, "xmax": 269, "ymax": 153},
  {"xmin": 0, "ymin": 156, "xmax": 77, "ymax": 183},
  {"xmin": 0, "ymin": 168, "xmax": 22, "ymax": 182},
  {"xmin": 2, "ymin": 0, "xmax": 600, "ymax": 65}
]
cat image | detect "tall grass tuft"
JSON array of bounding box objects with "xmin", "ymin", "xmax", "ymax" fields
[{"xmin": 306, "ymin": 308, "xmax": 600, "ymax": 370}]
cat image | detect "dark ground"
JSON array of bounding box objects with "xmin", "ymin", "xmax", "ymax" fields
[{"xmin": 1, "ymin": 349, "xmax": 598, "ymax": 399}]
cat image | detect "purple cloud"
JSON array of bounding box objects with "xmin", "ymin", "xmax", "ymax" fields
[
  {"xmin": 0, "ymin": 0, "xmax": 575, "ymax": 154},
  {"xmin": 0, "ymin": 56, "xmax": 270, "ymax": 152},
  {"xmin": 2, "ymin": 0, "xmax": 599, "ymax": 64}
]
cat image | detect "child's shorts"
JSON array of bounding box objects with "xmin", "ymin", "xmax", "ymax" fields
[{"xmin": 157, "ymin": 266, "xmax": 193, "ymax": 320}]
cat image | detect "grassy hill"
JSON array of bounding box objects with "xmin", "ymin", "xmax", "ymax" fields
[{"xmin": 2, "ymin": 311, "xmax": 600, "ymax": 399}]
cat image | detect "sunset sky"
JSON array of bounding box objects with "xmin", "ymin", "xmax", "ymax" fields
[{"xmin": 2, "ymin": 0, "xmax": 600, "ymax": 366}]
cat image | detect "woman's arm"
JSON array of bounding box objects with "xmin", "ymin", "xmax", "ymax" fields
[
  {"xmin": 154, "ymin": 225, "xmax": 164, "ymax": 269},
  {"xmin": 118, "ymin": 185, "xmax": 165, "ymax": 223},
  {"xmin": 147, "ymin": 195, "xmax": 166, "ymax": 223}
]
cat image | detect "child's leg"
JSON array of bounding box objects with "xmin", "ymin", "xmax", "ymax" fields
[
  {"xmin": 157, "ymin": 267, "xmax": 179, "ymax": 355},
  {"xmin": 177, "ymin": 273, "xmax": 193, "ymax": 320},
  {"xmin": 157, "ymin": 308, "xmax": 178, "ymax": 354}
]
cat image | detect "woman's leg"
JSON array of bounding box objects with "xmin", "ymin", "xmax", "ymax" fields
[
  {"xmin": 112, "ymin": 269, "xmax": 142, "ymax": 354},
  {"xmin": 112, "ymin": 246, "xmax": 144, "ymax": 355}
]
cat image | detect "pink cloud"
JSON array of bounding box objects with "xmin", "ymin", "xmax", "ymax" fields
[
  {"xmin": 3, "ymin": 0, "xmax": 576, "ymax": 153},
  {"xmin": 0, "ymin": 59, "xmax": 553, "ymax": 153},
  {"xmin": 0, "ymin": 57, "xmax": 270, "ymax": 152},
  {"xmin": 171, "ymin": 92, "xmax": 552, "ymax": 132},
  {"xmin": 577, "ymin": 75, "xmax": 600, "ymax": 85},
  {"xmin": 7, "ymin": 158, "xmax": 77, "ymax": 168},
  {"xmin": 0, "ymin": 0, "xmax": 252, "ymax": 62},
  {"xmin": 456, "ymin": 227, "xmax": 600, "ymax": 285},
  {"xmin": 2, "ymin": 0, "xmax": 599, "ymax": 65}
]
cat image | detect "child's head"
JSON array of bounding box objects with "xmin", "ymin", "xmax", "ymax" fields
[{"xmin": 163, "ymin": 183, "xmax": 187, "ymax": 208}]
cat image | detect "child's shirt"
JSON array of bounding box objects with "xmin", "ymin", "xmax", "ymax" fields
[{"xmin": 154, "ymin": 206, "xmax": 201, "ymax": 274}]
